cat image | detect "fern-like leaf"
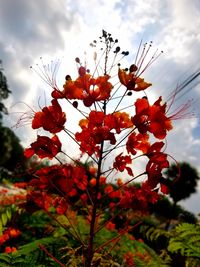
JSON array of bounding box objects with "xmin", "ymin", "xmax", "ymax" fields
[
  {"xmin": 141, "ymin": 225, "xmax": 170, "ymax": 243},
  {"xmin": 168, "ymin": 223, "xmax": 200, "ymax": 258}
]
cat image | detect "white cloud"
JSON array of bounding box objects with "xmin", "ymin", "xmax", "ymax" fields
[
  {"xmin": 157, "ymin": 0, "xmax": 200, "ymax": 63},
  {"xmin": 167, "ymin": 118, "xmax": 200, "ymax": 163}
]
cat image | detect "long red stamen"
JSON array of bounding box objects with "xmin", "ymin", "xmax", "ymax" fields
[
  {"xmin": 30, "ymin": 57, "xmax": 61, "ymax": 90},
  {"xmin": 168, "ymin": 99, "xmax": 194, "ymax": 120}
]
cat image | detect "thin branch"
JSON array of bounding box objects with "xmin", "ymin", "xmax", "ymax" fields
[
  {"xmin": 39, "ymin": 244, "xmax": 66, "ymax": 267},
  {"xmin": 102, "ymin": 128, "xmax": 136, "ymax": 159},
  {"xmin": 112, "ymin": 89, "xmax": 128, "ymax": 113},
  {"xmin": 63, "ymin": 128, "xmax": 98, "ymax": 164},
  {"xmin": 94, "ymin": 221, "xmax": 142, "ymax": 253}
]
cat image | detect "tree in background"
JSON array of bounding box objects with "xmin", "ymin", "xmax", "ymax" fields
[
  {"xmin": 0, "ymin": 60, "xmax": 11, "ymax": 121},
  {"xmin": 164, "ymin": 162, "xmax": 200, "ymax": 204},
  {"xmin": 0, "ymin": 61, "xmax": 26, "ymax": 179}
]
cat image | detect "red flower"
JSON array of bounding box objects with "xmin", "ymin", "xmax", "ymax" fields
[
  {"xmin": 30, "ymin": 165, "xmax": 73, "ymax": 194},
  {"xmin": 0, "ymin": 233, "xmax": 9, "ymax": 246},
  {"xmin": 0, "ymin": 228, "xmax": 21, "ymax": 247},
  {"xmin": 73, "ymin": 166, "xmax": 88, "ymax": 191},
  {"xmin": 75, "ymin": 129, "xmax": 100, "ymax": 156},
  {"xmin": 132, "ymin": 98, "xmax": 150, "ymax": 134},
  {"xmin": 76, "ymin": 111, "xmax": 133, "ymax": 157},
  {"xmin": 160, "ymin": 183, "xmax": 169, "ymax": 194},
  {"xmin": 100, "ymin": 176, "xmax": 106, "ymax": 184},
  {"xmin": 149, "ymin": 97, "xmax": 173, "ymax": 139},
  {"xmin": 29, "ymin": 164, "xmax": 88, "ymax": 200},
  {"xmin": 60, "ymin": 75, "xmax": 84, "ymax": 100},
  {"xmin": 5, "ymin": 247, "xmax": 17, "ymax": 254},
  {"xmin": 132, "ymin": 97, "xmax": 173, "ymax": 139},
  {"xmin": 29, "ymin": 191, "xmax": 53, "ymax": 211},
  {"xmin": 13, "ymin": 182, "xmax": 27, "ymax": 188},
  {"xmin": 105, "ymin": 221, "xmax": 115, "ymax": 231},
  {"xmin": 80, "ymin": 193, "xmax": 88, "ymax": 203},
  {"xmin": 113, "ymin": 153, "xmax": 133, "ymax": 176},
  {"xmin": 104, "ymin": 184, "xmax": 121, "ymax": 198},
  {"xmin": 90, "ymin": 178, "xmax": 97, "ymax": 186},
  {"xmin": 82, "ymin": 74, "xmax": 113, "ymax": 107},
  {"xmin": 24, "ymin": 135, "xmax": 62, "ymax": 159},
  {"xmin": 145, "ymin": 142, "xmax": 169, "ymax": 189},
  {"xmin": 32, "ymin": 99, "xmax": 66, "ymax": 133},
  {"xmin": 118, "ymin": 68, "xmax": 152, "ymax": 91},
  {"xmin": 105, "ymin": 112, "xmax": 133, "ymax": 134},
  {"xmin": 104, "ymin": 185, "xmax": 114, "ymax": 194},
  {"xmin": 54, "ymin": 71, "xmax": 113, "ymax": 107},
  {"xmin": 146, "ymin": 141, "xmax": 165, "ymax": 155},
  {"xmin": 123, "ymin": 251, "xmax": 135, "ymax": 267},
  {"xmin": 126, "ymin": 132, "xmax": 150, "ymax": 155},
  {"xmin": 119, "ymin": 183, "xmax": 159, "ymax": 210},
  {"xmin": 75, "ymin": 111, "xmax": 117, "ymax": 156},
  {"xmin": 53, "ymin": 197, "xmax": 68, "ymax": 214},
  {"xmin": 8, "ymin": 228, "xmax": 21, "ymax": 238}
]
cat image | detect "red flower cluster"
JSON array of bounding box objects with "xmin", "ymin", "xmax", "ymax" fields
[
  {"xmin": 0, "ymin": 193, "xmax": 26, "ymax": 206},
  {"xmin": 123, "ymin": 251, "xmax": 135, "ymax": 267},
  {"xmin": 27, "ymin": 163, "xmax": 90, "ymax": 213},
  {"xmin": 30, "ymin": 164, "xmax": 88, "ymax": 195},
  {"xmin": 75, "ymin": 111, "xmax": 132, "ymax": 156},
  {"xmin": 119, "ymin": 182, "xmax": 159, "ymax": 210},
  {"xmin": 0, "ymin": 186, "xmax": 26, "ymax": 206},
  {"xmin": 4, "ymin": 246, "xmax": 17, "ymax": 253},
  {"xmin": 0, "ymin": 228, "xmax": 20, "ymax": 246},
  {"xmin": 23, "ymin": 31, "xmax": 185, "ymax": 265},
  {"xmin": 52, "ymin": 70, "xmax": 113, "ymax": 107}
]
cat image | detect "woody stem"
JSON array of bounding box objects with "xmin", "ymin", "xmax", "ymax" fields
[{"xmin": 86, "ymin": 139, "xmax": 104, "ymax": 267}]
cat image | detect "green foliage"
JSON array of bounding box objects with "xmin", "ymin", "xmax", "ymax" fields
[
  {"xmin": 17, "ymin": 209, "xmax": 54, "ymax": 243},
  {"xmin": 185, "ymin": 257, "xmax": 200, "ymax": 267},
  {"xmin": 141, "ymin": 222, "xmax": 200, "ymax": 267},
  {"xmin": 60, "ymin": 247, "xmax": 121, "ymax": 266},
  {"xmin": 125, "ymin": 239, "xmax": 171, "ymax": 267},
  {"xmin": 1, "ymin": 197, "xmax": 199, "ymax": 266},
  {"xmin": 0, "ymin": 205, "xmax": 18, "ymax": 235},
  {"xmin": 141, "ymin": 225, "xmax": 171, "ymax": 244},
  {"xmin": 0, "ymin": 126, "xmax": 25, "ymax": 175},
  {"xmin": 0, "ymin": 236, "xmax": 68, "ymax": 267},
  {"xmin": 43, "ymin": 214, "xmax": 171, "ymax": 266},
  {"xmin": 0, "ymin": 253, "xmax": 26, "ymax": 267},
  {"xmin": 0, "ymin": 63, "xmax": 11, "ymax": 121},
  {"xmin": 168, "ymin": 223, "xmax": 200, "ymax": 258},
  {"xmin": 0, "ymin": 63, "xmax": 27, "ymax": 179}
]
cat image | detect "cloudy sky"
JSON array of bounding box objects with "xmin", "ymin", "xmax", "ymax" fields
[{"xmin": 0, "ymin": 0, "xmax": 200, "ymax": 214}]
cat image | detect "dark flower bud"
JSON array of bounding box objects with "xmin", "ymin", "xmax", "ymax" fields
[
  {"xmin": 75, "ymin": 57, "xmax": 80, "ymax": 63},
  {"xmin": 65, "ymin": 75, "xmax": 71, "ymax": 81},
  {"xmin": 72, "ymin": 101, "xmax": 78, "ymax": 108},
  {"xmin": 129, "ymin": 64, "xmax": 138, "ymax": 73}
]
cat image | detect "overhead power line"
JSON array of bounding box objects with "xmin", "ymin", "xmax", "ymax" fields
[{"xmin": 166, "ymin": 69, "xmax": 200, "ymax": 103}]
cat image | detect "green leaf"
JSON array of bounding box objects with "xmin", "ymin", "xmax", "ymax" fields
[
  {"xmin": 6, "ymin": 208, "xmax": 12, "ymax": 220},
  {"xmin": 0, "ymin": 219, "xmax": 2, "ymax": 235},
  {"xmin": 1, "ymin": 213, "xmax": 7, "ymax": 226}
]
